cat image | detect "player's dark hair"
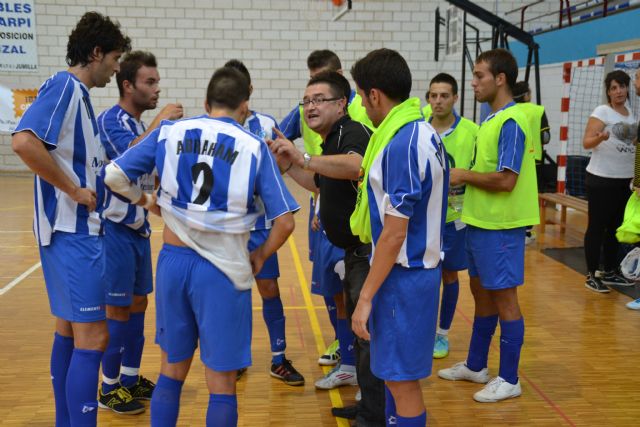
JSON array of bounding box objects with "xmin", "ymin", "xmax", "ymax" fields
[
  {"xmin": 307, "ymin": 50, "xmax": 342, "ymax": 72},
  {"xmin": 430, "ymin": 73, "xmax": 458, "ymax": 95},
  {"xmin": 351, "ymin": 48, "xmax": 411, "ymax": 102},
  {"xmin": 476, "ymin": 48, "xmax": 518, "ymax": 93},
  {"xmin": 66, "ymin": 12, "xmax": 131, "ymax": 67},
  {"xmin": 206, "ymin": 67, "xmax": 250, "ymax": 110},
  {"xmin": 224, "ymin": 59, "xmax": 251, "ymax": 86},
  {"xmin": 604, "ymin": 69, "xmax": 630, "ymax": 103},
  {"xmin": 512, "ymin": 81, "xmax": 531, "ymax": 103},
  {"xmin": 307, "ymin": 71, "xmax": 351, "ymax": 100},
  {"xmin": 116, "ymin": 51, "xmax": 157, "ymax": 97}
]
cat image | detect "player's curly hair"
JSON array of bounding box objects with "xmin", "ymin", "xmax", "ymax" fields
[{"xmin": 66, "ymin": 12, "xmax": 131, "ymax": 67}]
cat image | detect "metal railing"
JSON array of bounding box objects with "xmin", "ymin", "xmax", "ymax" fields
[{"xmin": 503, "ymin": 0, "xmax": 638, "ymax": 33}]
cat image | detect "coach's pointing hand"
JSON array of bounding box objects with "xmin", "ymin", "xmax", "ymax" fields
[{"xmin": 269, "ymin": 128, "xmax": 304, "ymax": 167}]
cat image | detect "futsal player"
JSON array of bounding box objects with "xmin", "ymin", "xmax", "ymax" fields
[
  {"xmin": 439, "ymin": 48, "xmax": 539, "ymax": 403},
  {"xmin": 97, "ymin": 50, "xmax": 183, "ymax": 414},
  {"xmin": 350, "ymin": 48, "xmax": 448, "ymax": 427},
  {"xmin": 104, "ymin": 66, "xmax": 298, "ymax": 426},
  {"xmin": 11, "ymin": 12, "xmax": 131, "ymax": 426},
  {"xmin": 224, "ymin": 59, "xmax": 304, "ymax": 385},
  {"xmin": 427, "ymin": 73, "xmax": 478, "ymax": 359}
]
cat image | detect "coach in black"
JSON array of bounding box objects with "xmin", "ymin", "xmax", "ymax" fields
[{"xmin": 270, "ymin": 71, "xmax": 385, "ymax": 427}]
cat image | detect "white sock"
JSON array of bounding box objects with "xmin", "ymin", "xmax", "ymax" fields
[
  {"xmin": 102, "ymin": 375, "xmax": 119, "ymax": 385},
  {"xmin": 437, "ymin": 327, "xmax": 449, "ymax": 336}
]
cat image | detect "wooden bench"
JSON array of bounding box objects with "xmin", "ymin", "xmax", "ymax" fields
[{"xmin": 538, "ymin": 192, "xmax": 588, "ymax": 234}]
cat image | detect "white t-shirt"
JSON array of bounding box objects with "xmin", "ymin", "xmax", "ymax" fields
[{"xmin": 586, "ymin": 104, "xmax": 636, "ymax": 178}]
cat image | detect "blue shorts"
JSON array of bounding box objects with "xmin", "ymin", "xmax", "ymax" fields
[
  {"xmin": 155, "ymin": 244, "xmax": 252, "ymax": 371},
  {"xmin": 308, "ymin": 196, "xmax": 317, "ymax": 262},
  {"xmin": 39, "ymin": 231, "xmax": 106, "ymax": 322},
  {"xmin": 370, "ymin": 265, "xmax": 441, "ymax": 381},
  {"xmin": 248, "ymin": 229, "xmax": 279, "ymax": 280},
  {"xmin": 311, "ymin": 231, "xmax": 345, "ymax": 297},
  {"xmin": 104, "ymin": 220, "xmax": 153, "ymax": 306},
  {"xmin": 466, "ymin": 226, "xmax": 526, "ymax": 290},
  {"xmin": 442, "ymin": 222, "xmax": 467, "ymax": 272}
]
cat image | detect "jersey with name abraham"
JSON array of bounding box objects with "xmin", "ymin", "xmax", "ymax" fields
[{"xmin": 112, "ymin": 115, "xmax": 297, "ymax": 234}]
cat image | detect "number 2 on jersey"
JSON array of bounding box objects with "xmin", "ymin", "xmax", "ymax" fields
[{"xmin": 191, "ymin": 162, "xmax": 213, "ymax": 204}]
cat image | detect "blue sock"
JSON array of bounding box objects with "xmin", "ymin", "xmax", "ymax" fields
[
  {"xmin": 385, "ymin": 385, "xmax": 397, "ymax": 426},
  {"xmin": 466, "ymin": 314, "xmax": 498, "ymax": 372},
  {"xmin": 101, "ymin": 318, "xmax": 127, "ymax": 393},
  {"xmin": 65, "ymin": 349, "xmax": 102, "ymax": 427},
  {"xmin": 439, "ymin": 280, "xmax": 459, "ymax": 330},
  {"xmin": 498, "ymin": 317, "xmax": 524, "ymax": 385},
  {"xmin": 151, "ymin": 374, "xmax": 184, "ymax": 427},
  {"xmin": 121, "ymin": 312, "xmax": 146, "ymax": 387},
  {"xmin": 396, "ymin": 412, "xmax": 427, "ymax": 427},
  {"xmin": 324, "ymin": 296, "xmax": 338, "ymax": 339},
  {"xmin": 337, "ymin": 318, "xmax": 355, "ymax": 366},
  {"xmin": 51, "ymin": 333, "xmax": 73, "ymax": 427},
  {"xmin": 206, "ymin": 394, "xmax": 238, "ymax": 427},
  {"xmin": 262, "ymin": 296, "xmax": 286, "ymax": 364}
]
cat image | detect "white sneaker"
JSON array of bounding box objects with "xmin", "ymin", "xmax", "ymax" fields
[
  {"xmin": 355, "ymin": 389, "xmax": 361, "ymax": 401},
  {"xmin": 473, "ymin": 376, "xmax": 522, "ymax": 403},
  {"xmin": 314, "ymin": 364, "xmax": 357, "ymax": 390},
  {"xmin": 627, "ymin": 298, "xmax": 640, "ymax": 310},
  {"xmin": 438, "ymin": 361, "xmax": 490, "ymax": 383}
]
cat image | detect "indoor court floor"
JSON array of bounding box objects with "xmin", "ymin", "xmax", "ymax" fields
[{"xmin": 0, "ymin": 174, "xmax": 639, "ymax": 426}]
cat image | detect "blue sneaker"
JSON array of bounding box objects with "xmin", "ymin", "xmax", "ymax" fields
[
  {"xmin": 627, "ymin": 298, "xmax": 640, "ymax": 310},
  {"xmin": 433, "ymin": 334, "xmax": 449, "ymax": 359}
]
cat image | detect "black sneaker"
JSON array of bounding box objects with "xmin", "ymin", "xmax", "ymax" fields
[
  {"xmin": 236, "ymin": 367, "xmax": 248, "ymax": 381},
  {"xmin": 331, "ymin": 404, "xmax": 358, "ymax": 420},
  {"xmin": 585, "ymin": 274, "xmax": 610, "ymax": 293},
  {"xmin": 124, "ymin": 375, "xmax": 155, "ymax": 401},
  {"xmin": 601, "ymin": 270, "xmax": 635, "ymax": 287},
  {"xmin": 98, "ymin": 386, "xmax": 145, "ymax": 414},
  {"xmin": 270, "ymin": 359, "xmax": 305, "ymax": 386}
]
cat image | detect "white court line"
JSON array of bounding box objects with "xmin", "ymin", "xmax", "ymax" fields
[{"xmin": 0, "ymin": 262, "xmax": 41, "ymax": 296}]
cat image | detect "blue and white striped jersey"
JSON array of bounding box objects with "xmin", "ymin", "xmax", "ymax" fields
[
  {"xmin": 367, "ymin": 120, "xmax": 448, "ymax": 268},
  {"xmin": 14, "ymin": 71, "xmax": 106, "ymax": 246},
  {"xmin": 279, "ymin": 104, "xmax": 302, "ymax": 141},
  {"xmin": 98, "ymin": 105, "xmax": 154, "ymax": 237},
  {"xmin": 114, "ymin": 115, "xmax": 299, "ymax": 233},
  {"xmin": 244, "ymin": 110, "xmax": 279, "ymax": 231}
]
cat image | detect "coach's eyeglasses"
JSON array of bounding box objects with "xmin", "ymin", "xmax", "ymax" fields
[{"xmin": 299, "ymin": 97, "xmax": 341, "ymax": 107}]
